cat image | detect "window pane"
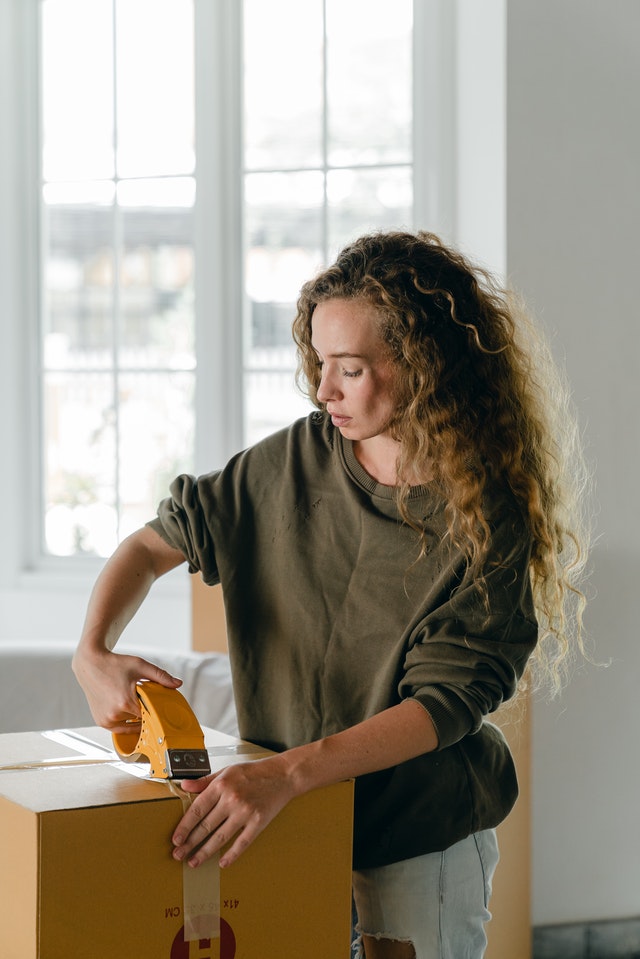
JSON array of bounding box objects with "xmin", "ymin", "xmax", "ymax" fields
[
  {"xmin": 44, "ymin": 373, "xmax": 117, "ymax": 556},
  {"xmin": 44, "ymin": 371, "xmax": 195, "ymax": 555},
  {"xmin": 115, "ymin": 0, "xmax": 195, "ymax": 177},
  {"xmin": 327, "ymin": 166, "xmax": 413, "ymax": 257},
  {"xmin": 245, "ymin": 368, "xmax": 313, "ymax": 447},
  {"xmin": 118, "ymin": 372, "xmax": 194, "ymax": 537},
  {"xmin": 244, "ymin": 0, "xmax": 324, "ymax": 170},
  {"xmin": 244, "ymin": 171, "xmax": 323, "ymax": 439},
  {"xmin": 245, "ymin": 172, "xmax": 324, "ymax": 297},
  {"xmin": 119, "ymin": 178, "xmax": 196, "ymax": 369},
  {"xmin": 43, "ymin": 182, "xmax": 115, "ymax": 369},
  {"xmin": 245, "ymin": 170, "xmax": 324, "ymax": 351},
  {"xmin": 42, "ymin": 0, "xmax": 115, "ymax": 181},
  {"xmin": 326, "ymin": 0, "xmax": 412, "ymax": 167}
]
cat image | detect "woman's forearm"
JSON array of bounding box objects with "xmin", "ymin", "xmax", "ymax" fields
[
  {"xmin": 72, "ymin": 526, "xmax": 186, "ymax": 729},
  {"xmin": 279, "ymin": 698, "xmax": 439, "ymax": 796},
  {"xmin": 75, "ymin": 526, "xmax": 184, "ymax": 657}
]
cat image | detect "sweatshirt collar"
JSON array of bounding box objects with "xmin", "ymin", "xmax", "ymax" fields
[{"xmin": 338, "ymin": 433, "xmax": 433, "ymax": 503}]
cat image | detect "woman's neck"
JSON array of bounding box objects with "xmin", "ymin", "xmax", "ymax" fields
[
  {"xmin": 353, "ymin": 436, "xmax": 431, "ymax": 488},
  {"xmin": 352, "ymin": 439, "xmax": 398, "ymax": 486}
]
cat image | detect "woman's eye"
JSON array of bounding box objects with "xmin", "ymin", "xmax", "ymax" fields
[{"xmin": 342, "ymin": 368, "xmax": 362, "ymax": 378}]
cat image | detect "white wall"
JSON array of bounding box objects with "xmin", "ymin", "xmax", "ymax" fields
[
  {"xmin": 455, "ymin": 0, "xmax": 506, "ymax": 274},
  {"xmin": 506, "ymin": 0, "xmax": 640, "ymax": 925}
]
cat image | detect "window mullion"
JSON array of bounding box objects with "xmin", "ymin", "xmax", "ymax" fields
[
  {"xmin": 321, "ymin": 0, "xmax": 329, "ymax": 264},
  {"xmin": 193, "ymin": 0, "xmax": 244, "ymax": 473},
  {"xmin": 112, "ymin": 0, "xmax": 122, "ymax": 541},
  {"xmin": 28, "ymin": 0, "xmax": 45, "ymax": 567}
]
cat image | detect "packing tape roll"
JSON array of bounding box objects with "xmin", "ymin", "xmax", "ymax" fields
[{"xmin": 168, "ymin": 781, "xmax": 220, "ymax": 941}]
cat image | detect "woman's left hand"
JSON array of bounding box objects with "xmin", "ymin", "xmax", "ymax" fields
[{"xmin": 171, "ymin": 756, "xmax": 295, "ymax": 869}]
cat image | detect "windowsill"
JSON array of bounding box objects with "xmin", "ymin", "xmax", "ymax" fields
[
  {"xmin": 1, "ymin": 562, "xmax": 191, "ymax": 648},
  {"xmin": 15, "ymin": 558, "xmax": 190, "ymax": 596}
]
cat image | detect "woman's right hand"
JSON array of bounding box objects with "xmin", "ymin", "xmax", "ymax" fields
[{"xmin": 72, "ymin": 647, "xmax": 183, "ymax": 733}]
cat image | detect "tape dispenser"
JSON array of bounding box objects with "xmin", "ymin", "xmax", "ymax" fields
[{"xmin": 112, "ymin": 681, "xmax": 211, "ymax": 780}]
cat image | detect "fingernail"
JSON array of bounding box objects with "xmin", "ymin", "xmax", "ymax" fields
[
  {"xmin": 173, "ymin": 848, "xmax": 184, "ymax": 861},
  {"xmin": 173, "ymin": 834, "xmax": 183, "ymax": 846}
]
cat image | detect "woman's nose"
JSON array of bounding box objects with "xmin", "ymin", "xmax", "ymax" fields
[{"xmin": 317, "ymin": 367, "xmax": 339, "ymax": 404}]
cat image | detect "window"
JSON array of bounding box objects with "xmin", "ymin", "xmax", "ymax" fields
[
  {"xmin": 41, "ymin": 0, "xmax": 196, "ymax": 557},
  {"xmin": 33, "ymin": 0, "xmax": 451, "ymax": 561}
]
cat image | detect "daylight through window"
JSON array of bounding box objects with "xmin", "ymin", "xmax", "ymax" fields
[{"xmin": 40, "ymin": 0, "xmax": 414, "ymax": 557}]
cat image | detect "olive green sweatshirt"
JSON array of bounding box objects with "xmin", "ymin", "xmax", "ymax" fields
[{"xmin": 149, "ymin": 411, "xmax": 537, "ymax": 869}]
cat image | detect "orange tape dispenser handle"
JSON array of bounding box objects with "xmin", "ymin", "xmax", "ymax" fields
[{"xmin": 112, "ymin": 681, "xmax": 211, "ymax": 780}]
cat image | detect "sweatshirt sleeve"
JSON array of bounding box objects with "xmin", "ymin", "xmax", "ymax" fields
[
  {"xmin": 146, "ymin": 472, "xmax": 222, "ymax": 585},
  {"xmin": 399, "ymin": 511, "xmax": 538, "ymax": 750}
]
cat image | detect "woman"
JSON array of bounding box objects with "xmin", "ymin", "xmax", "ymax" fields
[{"xmin": 73, "ymin": 230, "xmax": 589, "ymax": 959}]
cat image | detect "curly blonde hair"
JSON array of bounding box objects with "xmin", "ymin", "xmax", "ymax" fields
[{"xmin": 292, "ymin": 230, "xmax": 592, "ymax": 696}]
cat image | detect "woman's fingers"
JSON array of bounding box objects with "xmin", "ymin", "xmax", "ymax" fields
[
  {"xmin": 171, "ymin": 757, "xmax": 294, "ymax": 869},
  {"xmin": 74, "ymin": 649, "xmax": 183, "ymax": 730}
]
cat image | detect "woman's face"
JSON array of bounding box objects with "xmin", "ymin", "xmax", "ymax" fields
[{"xmin": 311, "ymin": 298, "xmax": 398, "ymax": 442}]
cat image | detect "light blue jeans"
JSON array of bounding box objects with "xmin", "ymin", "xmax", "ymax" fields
[{"xmin": 351, "ymin": 830, "xmax": 499, "ymax": 959}]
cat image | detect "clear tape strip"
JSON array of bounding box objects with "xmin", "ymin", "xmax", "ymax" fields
[
  {"xmin": 168, "ymin": 781, "xmax": 220, "ymax": 942},
  {"xmin": 42, "ymin": 729, "xmax": 117, "ymax": 755},
  {"xmin": 207, "ymin": 744, "xmax": 266, "ymax": 755},
  {"xmin": 0, "ymin": 757, "xmax": 116, "ymax": 770}
]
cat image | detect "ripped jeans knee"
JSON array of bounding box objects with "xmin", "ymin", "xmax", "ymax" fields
[{"xmin": 352, "ymin": 929, "xmax": 416, "ymax": 959}]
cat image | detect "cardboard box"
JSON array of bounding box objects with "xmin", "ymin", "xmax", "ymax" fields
[{"xmin": 0, "ymin": 726, "xmax": 354, "ymax": 959}]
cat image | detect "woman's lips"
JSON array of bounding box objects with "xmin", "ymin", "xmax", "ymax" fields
[{"xmin": 330, "ymin": 413, "xmax": 351, "ymax": 428}]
